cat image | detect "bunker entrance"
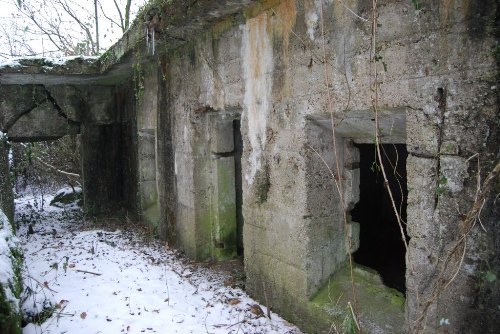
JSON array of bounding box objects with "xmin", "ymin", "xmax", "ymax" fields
[{"xmin": 351, "ymin": 144, "xmax": 408, "ymax": 293}]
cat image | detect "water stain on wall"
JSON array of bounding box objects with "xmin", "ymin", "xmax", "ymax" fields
[{"xmin": 242, "ymin": 12, "xmax": 274, "ymax": 185}]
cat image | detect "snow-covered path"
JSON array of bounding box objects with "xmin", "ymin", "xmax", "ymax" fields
[{"xmin": 16, "ymin": 192, "xmax": 302, "ymax": 334}]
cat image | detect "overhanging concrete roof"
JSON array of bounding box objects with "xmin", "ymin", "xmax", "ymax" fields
[{"xmin": 0, "ymin": 0, "xmax": 257, "ymax": 86}]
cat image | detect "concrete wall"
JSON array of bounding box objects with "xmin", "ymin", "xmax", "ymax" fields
[
  {"xmin": 2, "ymin": 0, "xmax": 496, "ymax": 333},
  {"xmin": 144, "ymin": 0, "xmax": 498, "ymax": 332}
]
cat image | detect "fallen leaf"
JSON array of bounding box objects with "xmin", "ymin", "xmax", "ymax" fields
[
  {"xmin": 248, "ymin": 304, "xmax": 264, "ymax": 317},
  {"xmin": 227, "ymin": 298, "xmax": 241, "ymax": 305},
  {"xmin": 80, "ymin": 312, "xmax": 87, "ymax": 319},
  {"xmin": 69, "ymin": 263, "xmax": 76, "ymax": 268},
  {"xmin": 55, "ymin": 299, "xmax": 69, "ymax": 309}
]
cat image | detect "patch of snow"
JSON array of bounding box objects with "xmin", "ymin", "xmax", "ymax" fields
[
  {"xmin": 0, "ymin": 55, "xmax": 98, "ymax": 69},
  {"xmin": 0, "ymin": 59, "xmax": 22, "ymax": 69},
  {"xmin": 16, "ymin": 193, "xmax": 302, "ymax": 334},
  {"xmin": 54, "ymin": 186, "xmax": 82, "ymax": 197}
]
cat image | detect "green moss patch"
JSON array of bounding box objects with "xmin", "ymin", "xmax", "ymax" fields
[{"xmin": 309, "ymin": 263, "xmax": 405, "ymax": 333}]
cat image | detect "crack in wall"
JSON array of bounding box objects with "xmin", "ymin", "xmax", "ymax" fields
[{"xmin": 433, "ymin": 86, "xmax": 447, "ymax": 210}]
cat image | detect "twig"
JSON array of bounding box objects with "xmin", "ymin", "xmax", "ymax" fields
[
  {"xmin": 337, "ymin": 0, "xmax": 370, "ymax": 22},
  {"xmin": 262, "ymin": 282, "xmax": 271, "ymax": 319},
  {"xmin": 347, "ymin": 301, "xmax": 361, "ymax": 331},
  {"xmin": 164, "ymin": 264, "xmax": 170, "ymax": 306},
  {"xmin": 226, "ymin": 318, "xmax": 246, "ymax": 329},
  {"xmin": 76, "ymin": 269, "xmax": 102, "ymax": 276},
  {"xmin": 204, "ymin": 313, "xmax": 214, "ymax": 334},
  {"xmin": 19, "ymin": 143, "xmax": 80, "ymax": 180},
  {"xmin": 24, "ymin": 274, "xmax": 58, "ymax": 293},
  {"xmin": 414, "ymin": 161, "xmax": 500, "ymax": 332},
  {"xmin": 30, "ymin": 245, "xmax": 61, "ymax": 255}
]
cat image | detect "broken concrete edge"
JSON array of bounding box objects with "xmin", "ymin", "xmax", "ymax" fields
[{"xmin": 0, "ymin": 209, "xmax": 22, "ymax": 334}]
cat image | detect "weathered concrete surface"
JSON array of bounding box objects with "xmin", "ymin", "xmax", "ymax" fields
[
  {"xmin": 0, "ymin": 138, "xmax": 13, "ymax": 223},
  {"xmin": 0, "ymin": 0, "xmax": 498, "ymax": 333},
  {"xmin": 136, "ymin": 63, "xmax": 160, "ymax": 229},
  {"xmin": 7, "ymin": 102, "xmax": 79, "ymax": 142},
  {"xmin": 0, "ymin": 85, "xmax": 48, "ymax": 131},
  {"xmin": 0, "ymin": 84, "xmax": 117, "ymax": 142},
  {"xmin": 159, "ymin": 0, "xmax": 498, "ymax": 332}
]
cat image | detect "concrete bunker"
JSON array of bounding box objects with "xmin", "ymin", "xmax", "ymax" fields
[{"xmin": 1, "ymin": 0, "xmax": 498, "ymax": 332}]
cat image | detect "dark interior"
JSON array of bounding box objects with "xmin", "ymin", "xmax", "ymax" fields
[
  {"xmin": 233, "ymin": 119, "xmax": 244, "ymax": 256},
  {"xmin": 351, "ymin": 144, "xmax": 409, "ymax": 293}
]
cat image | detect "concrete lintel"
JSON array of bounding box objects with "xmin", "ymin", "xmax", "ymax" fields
[{"xmin": 307, "ymin": 107, "xmax": 406, "ymax": 144}]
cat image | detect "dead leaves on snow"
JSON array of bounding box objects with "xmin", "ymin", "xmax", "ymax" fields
[
  {"xmin": 248, "ymin": 303, "xmax": 265, "ymax": 318},
  {"xmin": 227, "ymin": 298, "xmax": 241, "ymax": 305}
]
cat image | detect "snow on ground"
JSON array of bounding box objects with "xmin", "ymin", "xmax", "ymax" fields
[{"xmin": 16, "ymin": 191, "xmax": 302, "ymax": 334}]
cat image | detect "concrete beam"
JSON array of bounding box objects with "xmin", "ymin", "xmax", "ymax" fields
[{"xmin": 307, "ymin": 107, "xmax": 407, "ymax": 144}]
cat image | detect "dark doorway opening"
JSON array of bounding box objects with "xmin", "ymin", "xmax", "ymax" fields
[
  {"xmin": 351, "ymin": 144, "xmax": 408, "ymax": 293},
  {"xmin": 233, "ymin": 119, "xmax": 244, "ymax": 256}
]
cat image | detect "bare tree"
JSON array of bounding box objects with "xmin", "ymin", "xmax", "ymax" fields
[{"xmin": 2, "ymin": 0, "xmax": 140, "ymax": 58}]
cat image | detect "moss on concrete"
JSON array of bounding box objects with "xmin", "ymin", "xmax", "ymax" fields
[
  {"xmin": 0, "ymin": 211, "xmax": 22, "ymax": 334},
  {"xmin": 213, "ymin": 161, "xmax": 237, "ymax": 260},
  {"xmin": 308, "ymin": 263, "xmax": 405, "ymax": 333},
  {"xmin": 195, "ymin": 204, "xmax": 215, "ymax": 260}
]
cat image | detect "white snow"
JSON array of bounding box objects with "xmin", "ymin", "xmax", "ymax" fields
[
  {"xmin": 16, "ymin": 191, "xmax": 302, "ymax": 334},
  {"xmin": 54, "ymin": 186, "xmax": 82, "ymax": 197},
  {"xmin": 0, "ymin": 56, "xmax": 98, "ymax": 69},
  {"xmin": 0, "ymin": 58, "xmax": 22, "ymax": 68}
]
